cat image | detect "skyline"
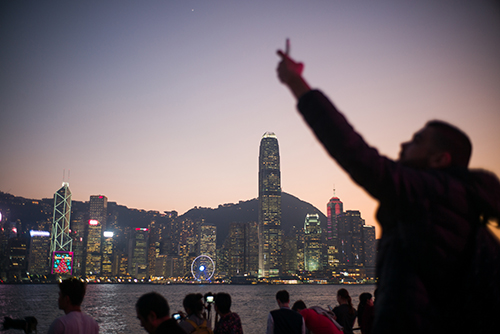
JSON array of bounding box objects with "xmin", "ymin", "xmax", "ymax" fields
[{"xmin": 2, "ymin": 1, "xmax": 500, "ymax": 239}]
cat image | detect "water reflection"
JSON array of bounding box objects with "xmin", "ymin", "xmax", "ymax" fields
[{"xmin": 0, "ymin": 284, "xmax": 375, "ymax": 334}]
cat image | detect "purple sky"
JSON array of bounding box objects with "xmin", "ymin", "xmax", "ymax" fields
[{"xmin": 1, "ymin": 1, "xmax": 499, "ymax": 238}]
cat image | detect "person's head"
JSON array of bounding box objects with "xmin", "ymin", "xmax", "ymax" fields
[
  {"xmin": 359, "ymin": 292, "xmax": 373, "ymax": 307},
  {"xmin": 58, "ymin": 278, "xmax": 86, "ymax": 311},
  {"xmin": 214, "ymin": 293, "xmax": 232, "ymax": 315},
  {"xmin": 337, "ymin": 288, "xmax": 355, "ymax": 314},
  {"xmin": 276, "ymin": 290, "xmax": 290, "ymax": 306},
  {"xmin": 399, "ymin": 120, "xmax": 471, "ymax": 169},
  {"xmin": 136, "ymin": 292, "xmax": 170, "ymax": 334},
  {"xmin": 183, "ymin": 293, "xmax": 204, "ymax": 316},
  {"xmin": 292, "ymin": 300, "xmax": 307, "ymax": 312}
]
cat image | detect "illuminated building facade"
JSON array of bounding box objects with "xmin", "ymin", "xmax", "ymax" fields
[
  {"xmin": 200, "ymin": 224, "xmax": 217, "ymax": 262},
  {"xmin": 258, "ymin": 132, "xmax": 282, "ymax": 277},
  {"xmin": 85, "ymin": 219, "xmax": 102, "ymax": 275},
  {"xmin": 148, "ymin": 220, "xmax": 163, "ymax": 277},
  {"xmin": 129, "ymin": 228, "xmax": 149, "ymax": 279},
  {"xmin": 85, "ymin": 195, "xmax": 107, "ymax": 276},
  {"xmin": 304, "ymin": 214, "xmax": 322, "ymax": 272},
  {"xmin": 101, "ymin": 231, "xmax": 114, "ymax": 276},
  {"xmin": 71, "ymin": 213, "xmax": 86, "ymax": 276},
  {"xmin": 8, "ymin": 237, "xmax": 28, "ymax": 279},
  {"xmin": 326, "ymin": 195, "xmax": 343, "ymax": 246},
  {"xmin": 362, "ymin": 225, "xmax": 376, "ymax": 268},
  {"xmin": 28, "ymin": 230, "xmax": 51, "ymax": 275},
  {"xmin": 50, "ymin": 182, "xmax": 72, "ymax": 254},
  {"xmin": 337, "ymin": 210, "xmax": 364, "ymax": 268},
  {"xmin": 282, "ymin": 232, "xmax": 298, "ymax": 275},
  {"xmin": 228, "ymin": 223, "xmax": 245, "ymax": 276},
  {"xmin": 89, "ymin": 195, "xmax": 108, "ymax": 230},
  {"xmin": 245, "ymin": 221, "xmax": 259, "ymax": 276}
]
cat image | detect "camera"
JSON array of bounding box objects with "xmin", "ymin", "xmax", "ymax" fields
[
  {"xmin": 204, "ymin": 292, "xmax": 215, "ymax": 304},
  {"xmin": 172, "ymin": 313, "xmax": 182, "ymax": 320}
]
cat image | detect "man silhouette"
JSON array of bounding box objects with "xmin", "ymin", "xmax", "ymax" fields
[
  {"xmin": 266, "ymin": 290, "xmax": 305, "ymax": 334},
  {"xmin": 47, "ymin": 278, "xmax": 99, "ymax": 334},
  {"xmin": 136, "ymin": 292, "xmax": 185, "ymax": 334},
  {"xmin": 276, "ymin": 43, "xmax": 500, "ymax": 334}
]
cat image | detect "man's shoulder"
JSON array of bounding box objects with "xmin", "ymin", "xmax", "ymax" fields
[
  {"xmin": 271, "ymin": 308, "xmax": 302, "ymax": 318},
  {"xmin": 48, "ymin": 312, "xmax": 98, "ymax": 334},
  {"xmin": 156, "ymin": 318, "xmax": 185, "ymax": 334}
]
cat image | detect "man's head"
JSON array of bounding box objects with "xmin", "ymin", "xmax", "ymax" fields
[
  {"xmin": 276, "ymin": 290, "xmax": 290, "ymax": 307},
  {"xmin": 58, "ymin": 278, "xmax": 86, "ymax": 312},
  {"xmin": 136, "ymin": 292, "xmax": 170, "ymax": 334},
  {"xmin": 399, "ymin": 120, "xmax": 471, "ymax": 169},
  {"xmin": 214, "ymin": 292, "xmax": 232, "ymax": 315}
]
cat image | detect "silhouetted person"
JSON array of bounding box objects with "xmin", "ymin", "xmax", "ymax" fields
[
  {"xmin": 357, "ymin": 293, "xmax": 374, "ymax": 334},
  {"xmin": 47, "ymin": 277, "xmax": 99, "ymax": 334},
  {"xmin": 266, "ymin": 290, "xmax": 305, "ymax": 334},
  {"xmin": 332, "ymin": 289, "xmax": 356, "ymax": 334},
  {"xmin": 276, "ymin": 41, "xmax": 500, "ymax": 334},
  {"xmin": 136, "ymin": 292, "xmax": 184, "ymax": 334},
  {"xmin": 213, "ymin": 293, "xmax": 243, "ymax": 334},
  {"xmin": 292, "ymin": 300, "xmax": 342, "ymax": 334},
  {"xmin": 178, "ymin": 293, "xmax": 211, "ymax": 333}
]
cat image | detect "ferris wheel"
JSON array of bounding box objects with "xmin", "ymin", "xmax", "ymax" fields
[{"xmin": 191, "ymin": 255, "xmax": 215, "ymax": 281}]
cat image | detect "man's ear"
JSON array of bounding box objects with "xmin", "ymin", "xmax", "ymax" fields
[
  {"xmin": 430, "ymin": 151, "xmax": 452, "ymax": 168},
  {"xmin": 147, "ymin": 311, "xmax": 157, "ymax": 323}
]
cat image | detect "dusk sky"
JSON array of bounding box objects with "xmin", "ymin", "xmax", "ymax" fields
[{"xmin": 1, "ymin": 1, "xmax": 499, "ymax": 238}]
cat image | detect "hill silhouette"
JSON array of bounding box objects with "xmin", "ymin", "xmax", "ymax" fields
[
  {"xmin": 0, "ymin": 191, "xmax": 326, "ymax": 246},
  {"xmin": 179, "ymin": 192, "xmax": 326, "ymax": 246}
]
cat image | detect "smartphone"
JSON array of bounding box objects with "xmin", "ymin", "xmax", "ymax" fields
[
  {"xmin": 172, "ymin": 313, "xmax": 181, "ymax": 320},
  {"xmin": 206, "ymin": 295, "xmax": 214, "ymax": 303}
]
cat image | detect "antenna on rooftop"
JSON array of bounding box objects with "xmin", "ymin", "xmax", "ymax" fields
[{"xmin": 333, "ymin": 184, "xmax": 336, "ymax": 197}]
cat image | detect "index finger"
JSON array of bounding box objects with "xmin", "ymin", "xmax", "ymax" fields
[{"xmin": 276, "ymin": 50, "xmax": 289, "ymax": 60}]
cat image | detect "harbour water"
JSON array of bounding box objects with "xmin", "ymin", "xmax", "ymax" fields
[{"xmin": 0, "ymin": 283, "xmax": 375, "ymax": 334}]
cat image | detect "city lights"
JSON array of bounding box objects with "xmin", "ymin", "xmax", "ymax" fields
[{"xmin": 30, "ymin": 230, "xmax": 50, "ymax": 237}]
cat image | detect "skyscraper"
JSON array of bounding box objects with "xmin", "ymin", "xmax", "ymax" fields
[
  {"xmin": 28, "ymin": 230, "xmax": 51, "ymax": 275},
  {"xmin": 89, "ymin": 195, "xmax": 108, "ymax": 230},
  {"xmin": 50, "ymin": 182, "xmax": 72, "ymax": 254},
  {"xmin": 326, "ymin": 195, "xmax": 343, "ymax": 246},
  {"xmin": 200, "ymin": 224, "xmax": 217, "ymax": 262},
  {"xmin": 85, "ymin": 219, "xmax": 102, "ymax": 275},
  {"xmin": 85, "ymin": 195, "xmax": 108, "ymax": 276},
  {"xmin": 337, "ymin": 210, "xmax": 364, "ymax": 268},
  {"xmin": 258, "ymin": 132, "xmax": 282, "ymax": 277},
  {"xmin": 101, "ymin": 231, "xmax": 114, "ymax": 276},
  {"xmin": 228, "ymin": 222, "xmax": 246, "ymax": 276},
  {"xmin": 362, "ymin": 225, "xmax": 376, "ymax": 268},
  {"xmin": 50, "ymin": 182, "xmax": 73, "ymax": 276},
  {"xmin": 304, "ymin": 214, "xmax": 322, "ymax": 272},
  {"xmin": 129, "ymin": 228, "xmax": 149, "ymax": 279}
]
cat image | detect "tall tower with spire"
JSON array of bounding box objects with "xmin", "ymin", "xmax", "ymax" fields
[
  {"xmin": 258, "ymin": 132, "xmax": 282, "ymax": 277},
  {"xmin": 50, "ymin": 182, "xmax": 74, "ymax": 275},
  {"xmin": 326, "ymin": 188, "xmax": 343, "ymax": 247},
  {"xmin": 50, "ymin": 182, "xmax": 73, "ymax": 254}
]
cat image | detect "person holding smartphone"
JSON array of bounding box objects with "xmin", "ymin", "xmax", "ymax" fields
[
  {"xmin": 178, "ymin": 293, "xmax": 212, "ymax": 333},
  {"xmin": 136, "ymin": 292, "xmax": 185, "ymax": 334}
]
